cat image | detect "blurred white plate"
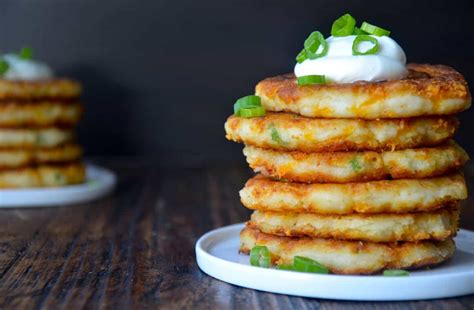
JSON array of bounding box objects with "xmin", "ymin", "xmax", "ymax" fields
[
  {"xmin": 196, "ymin": 223, "xmax": 474, "ymax": 301},
  {"xmin": 0, "ymin": 164, "xmax": 116, "ymax": 207}
]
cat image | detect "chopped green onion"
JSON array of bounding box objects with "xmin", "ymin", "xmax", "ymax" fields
[
  {"xmin": 360, "ymin": 22, "xmax": 391, "ymax": 37},
  {"xmin": 0, "ymin": 59, "xmax": 9, "ymax": 75},
  {"xmin": 250, "ymin": 246, "xmax": 271, "ymax": 268},
  {"xmin": 277, "ymin": 264, "xmax": 294, "ymax": 271},
  {"xmin": 238, "ymin": 106, "xmax": 265, "ymax": 118},
  {"xmin": 35, "ymin": 132, "xmax": 44, "ymax": 144},
  {"xmin": 331, "ymin": 13, "xmax": 356, "ymax": 37},
  {"xmin": 352, "ymin": 35, "xmax": 379, "ymax": 56},
  {"xmin": 19, "ymin": 47, "xmax": 33, "ymax": 60},
  {"xmin": 234, "ymin": 95, "xmax": 262, "ymax": 115},
  {"xmin": 304, "ymin": 31, "xmax": 328, "ymax": 59},
  {"xmin": 353, "ymin": 27, "xmax": 368, "ymax": 35},
  {"xmin": 293, "ymin": 256, "xmax": 329, "ymax": 274},
  {"xmin": 296, "ymin": 49, "xmax": 307, "ymax": 64},
  {"xmin": 53, "ymin": 172, "xmax": 64, "ymax": 182},
  {"xmin": 349, "ymin": 157, "xmax": 362, "ymax": 172},
  {"xmin": 297, "ymin": 75, "xmax": 326, "ymax": 85},
  {"xmin": 383, "ymin": 269, "xmax": 410, "ymax": 276},
  {"xmin": 270, "ymin": 126, "xmax": 284, "ymax": 144}
]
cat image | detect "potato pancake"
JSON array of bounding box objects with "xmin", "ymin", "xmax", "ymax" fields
[
  {"xmin": 243, "ymin": 141, "xmax": 468, "ymax": 183},
  {"xmin": 0, "ymin": 128, "xmax": 74, "ymax": 148},
  {"xmin": 240, "ymin": 173, "xmax": 467, "ymax": 214},
  {"xmin": 0, "ymin": 162, "xmax": 85, "ymax": 188},
  {"xmin": 0, "ymin": 79, "xmax": 81, "ymax": 100},
  {"xmin": 0, "ymin": 144, "xmax": 82, "ymax": 169},
  {"xmin": 256, "ymin": 64, "xmax": 470, "ymax": 119},
  {"xmin": 248, "ymin": 207, "xmax": 459, "ymax": 242},
  {"xmin": 0, "ymin": 101, "xmax": 83, "ymax": 127},
  {"xmin": 225, "ymin": 112, "xmax": 458, "ymax": 152},
  {"xmin": 240, "ymin": 227, "xmax": 455, "ymax": 275}
]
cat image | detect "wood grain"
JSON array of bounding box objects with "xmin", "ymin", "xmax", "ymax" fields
[{"xmin": 0, "ymin": 159, "xmax": 472, "ymax": 309}]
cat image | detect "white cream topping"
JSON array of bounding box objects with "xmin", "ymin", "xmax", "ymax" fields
[
  {"xmin": 294, "ymin": 35, "xmax": 407, "ymax": 83},
  {"xmin": 2, "ymin": 54, "xmax": 53, "ymax": 80}
]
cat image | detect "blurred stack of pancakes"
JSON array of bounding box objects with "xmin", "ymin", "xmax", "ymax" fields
[
  {"xmin": 225, "ymin": 64, "xmax": 471, "ymax": 274},
  {"xmin": 0, "ymin": 78, "xmax": 85, "ymax": 188}
]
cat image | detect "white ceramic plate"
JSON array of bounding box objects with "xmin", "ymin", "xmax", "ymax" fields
[
  {"xmin": 196, "ymin": 223, "xmax": 474, "ymax": 301},
  {"xmin": 0, "ymin": 164, "xmax": 116, "ymax": 207}
]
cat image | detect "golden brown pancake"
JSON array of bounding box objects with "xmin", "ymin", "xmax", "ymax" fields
[
  {"xmin": 243, "ymin": 141, "xmax": 469, "ymax": 183},
  {"xmin": 0, "ymin": 144, "xmax": 82, "ymax": 169},
  {"xmin": 0, "ymin": 101, "xmax": 83, "ymax": 127},
  {"xmin": 0, "ymin": 162, "xmax": 85, "ymax": 188},
  {"xmin": 240, "ymin": 227, "xmax": 455, "ymax": 275},
  {"xmin": 0, "ymin": 128, "xmax": 74, "ymax": 148},
  {"xmin": 248, "ymin": 207, "xmax": 459, "ymax": 242},
  {"xmin": 256, "ymin": 64, "xmax": 471, "ymax": 119},
  {"xmin": 225, "ymin": 112, "xmax": 458, "ymax": 152},
  {"xmin": 240, "ymin": 173, "xmax": 467, "ymax": 214},
  {"xmin": 0, "ymin": 79, "xmax": 81, "ymax": 100}
]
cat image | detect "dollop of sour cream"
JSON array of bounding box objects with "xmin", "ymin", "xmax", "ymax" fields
[
  {"xmin": 294, "ymin": 35, "xmax": 407, "ymax": 83},
  {"xmin": 2, "ymin": 54, "xmax": 53, "ymax": 80}
]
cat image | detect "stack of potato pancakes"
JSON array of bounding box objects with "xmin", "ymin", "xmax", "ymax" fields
[
  {"xmin": 0, "ymin": 78, "xmax": 85, "ymax": 188},
  {"xmin": 225, "ymin": 64, "xmax": 471, "ymax": 274}
]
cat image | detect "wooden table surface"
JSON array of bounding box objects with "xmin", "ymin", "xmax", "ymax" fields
[{"xmin": 0, "ymin": 159, "xmax": 473, "ymax": 309}]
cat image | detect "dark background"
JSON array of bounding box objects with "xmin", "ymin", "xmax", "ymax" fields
[{"xmin": 0, "ymin": 0, "xmax": 473, "ymax": 167}]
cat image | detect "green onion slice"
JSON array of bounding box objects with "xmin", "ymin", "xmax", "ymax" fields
[
  {"xmin": 353, "ymin": 27, "xmax": 368, "ymax": 35},
  {"xmin": 19, "ymin": 47, "xmax": 33, "ymax": 60},
  {"xmin": 238, "ymin": 106, "xmax": 265, "ymax": 118},
  {"xmin": 297, "ymin": 75, "xmax": 326, "ymax": 85},
  {"xmin": 293, "ymin": 256, "xmax": 329, "ymax": 274},
  {"xmin": 233, "ymin": 95, "xmax": 262, "ymax": 114},
  {"xmin": 276, "ymin": 264, "xmax": 294, "ymax": 271},
  {"xmin": 383, "ymin": 269, "xmax": 410, "ymax": 276},
  {"xmin": 360, "ymin": 22, "xmax": 391, "ymax": 37},
  {"xmin": 331, "ymin": 13, "xmax": 356, "ymax": 37},
  {"xmin": 250, "ymin": 246, "xmax": 271, "ymax": 268},
  {"xmin": 352, "ymin": 35, "xmax": 379, "ymax": 56},
  {"xmin": 270, "ymin": 126, "xmax": 284, "ymax": 144},
  {"xmin": 0, "ymin": 59, "xmax": 9, "ymax": 75},
  {"xmin": 349, "ymin": 157, "xmax": 362, "ymax": 172},
  {"xmin": 296, "ymin": 49, "xmax": 307, "ymax": 64},
  {"xmin": 304, "ymin": 31, "xmax": 328, "ymax": 59}
]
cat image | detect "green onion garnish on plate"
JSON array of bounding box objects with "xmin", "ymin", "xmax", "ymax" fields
[
  {"xmin": 293, "ymin": 256, "xmax": 329, "ymax": 274},
  {"xmin": 297, "ymin": 75, "xmax": 326, "ymax": 85},
  {"xmin": 360, "ymin": 22, "xmax": 391, "ymax": 37},
  {"xmin": 19, "ymin": 47, "xmax": 33, "ymax": 60},
  {"xmin": 352, "ymin": 35, "xmax": 379, "ymax": 55},
  {"xmin": 383, "ymin": 269, "xmax": 410, "ymax": 276},
  {"xmin": 250, "ymin": 245, "xmax": 271, "ymax": 268},
  {"xmin": 276, "ymin": 264, "xmax": 294, "ymax": 271},
  {"xmin": 331, "ymin": 13, "xmax": 356, "ymax": 36},
  {"xmin": 0, "ymin": 59, "xmax": 9, "ymax": 75},
  {"xmin": 304, "ymin": 31, "xmax": 328, "ymax": 60}
]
